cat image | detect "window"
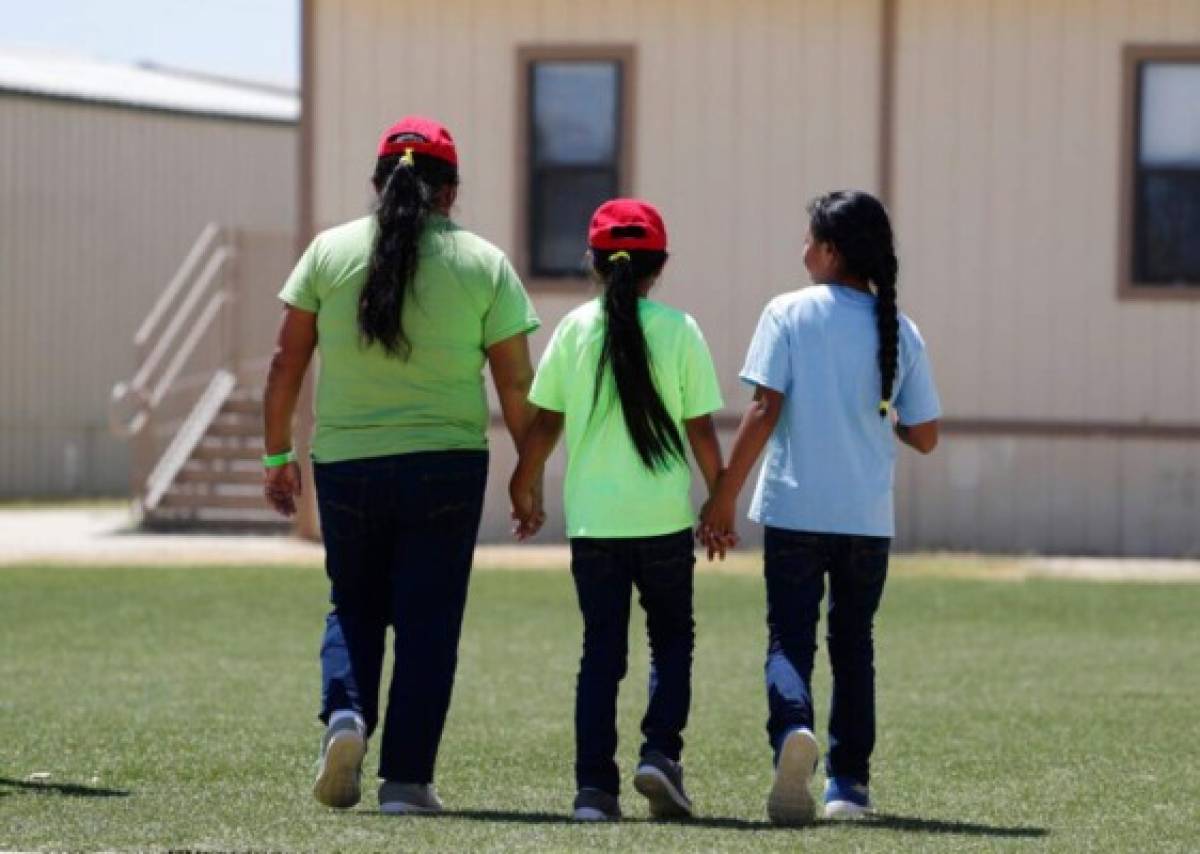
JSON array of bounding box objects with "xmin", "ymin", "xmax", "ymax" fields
[
  {"xmin": 519, "ymin": 48, "xmax": 633, "ymax": 282},
  {"xmin": 1121, "ymin": 46, "xmax": 1200, "ymax": 296}
]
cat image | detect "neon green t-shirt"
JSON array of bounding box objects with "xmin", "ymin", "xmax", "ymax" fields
[
  {"xmin": 279, "ymin": 215, "xmax": 540, "ymax": 463},
  {"xmin": 529, "ymin": 298, "xmax": 724, "ymax": 539}
]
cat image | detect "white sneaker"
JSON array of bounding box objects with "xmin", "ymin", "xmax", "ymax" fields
[
  {"xmin": 379, "ymin": 781, "xmax": 444, "ymax": 815},
  {"xmin": 766, "ymin": 728, "xmax": 819, "ymax": 826},
  {"xmin": 313, "ymin": 716, "xmax": 367, "ymax": 809}
]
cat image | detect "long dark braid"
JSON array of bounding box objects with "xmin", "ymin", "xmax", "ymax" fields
[
  {"xmin": 807, "ymin": 191, "xmax": 900, "ymax": 416},
  {"xmin": 359, "ymin": 134, "xmax": 458, "ymax": 358},
  {"xmin": 590, "ymin": 247, "xmax": 683, "ymax": 471}
]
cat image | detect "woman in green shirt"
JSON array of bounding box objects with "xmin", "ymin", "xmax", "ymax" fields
[{"xmin": 263, "ymin": 116, "xmax": 540, "ymax": 815}]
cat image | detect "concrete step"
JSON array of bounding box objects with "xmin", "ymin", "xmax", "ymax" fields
[
  {"xmin": 174, "ymin": 468, "xmax": 264, "ymax": 485},
  {"xmin": 205, "ymin": 421, "xmax": 262, "ymax": 439},
  {"xmin": 159, "ymin": 491, "xmax": 269, "ymax": 510},
  {"xmin": 220, "ymin": 398, "xmax": 263, "ymax": 415},
  {"xmin": 141, "ymin": 509, "xmax": 291, "ymax": 532},
  {"xmin": 191, "ymin": 445, "xmax": 263, "ymax": 463}
]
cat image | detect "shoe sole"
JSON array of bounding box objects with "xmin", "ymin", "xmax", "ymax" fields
[
  {"xmin": 824, "ymin": 799, "xmax": 873, "ymax": 820},
  {"xmin": 633, "ymin": 765, "xmax": 693, "ymax": 818},
  {"xmin": 380, "ymin": 800, "xmax": 443, "ymax": 816},
  {"xmin": 313, "ymin": 730, "xmax": 366, "ymax": 809},
  {"xmin": 767, "ymin": 730, "xmax": 818, "ymax": 826},
  {"xmin": 572, "ymin": 807, "xmax": 619, "ymax": 821}
]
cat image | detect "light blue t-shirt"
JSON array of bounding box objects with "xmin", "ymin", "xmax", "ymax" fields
[{"xmin": 740, "ymin": 285, "xmax": 941, "ymax": 537}]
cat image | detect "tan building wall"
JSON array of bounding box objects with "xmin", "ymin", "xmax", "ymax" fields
[
  {"xmin": 304, "ymin": 0, "xmax": 1200, "ymax": 555},
  {"xmin": 889, "ymin": 0, "xmax": 1200, "ymax": 555},
  {"xmin": 0, "ymin": 94, "xmax": 296, "ymax": 496}
]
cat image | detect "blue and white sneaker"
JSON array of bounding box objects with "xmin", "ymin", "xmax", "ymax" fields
[{"xmin": 824, "ymin": 776, "xmax": 873, "ymax": 819}]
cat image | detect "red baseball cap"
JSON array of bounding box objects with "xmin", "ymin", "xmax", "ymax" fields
[
  {"xmin": 588, "ymin": 198, "xmax": 668, "ymax": 251},
  {"xmin": 377, "ymin": 115, "xmax": 458, "ymax": 166}
]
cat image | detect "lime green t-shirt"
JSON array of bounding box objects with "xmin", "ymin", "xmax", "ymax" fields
[
  {"xmin": 529, "ymin": 298, "xmax": 724, "ymax": 539},
  {"xmin": 279, "ymin": 215, "xmax": 540, "ymax": 463}
]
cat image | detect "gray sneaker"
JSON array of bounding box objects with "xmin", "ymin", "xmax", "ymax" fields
[
  {"xmin": 633, "ymin": 752, "xmax": 693, "ymax": 818},
  {"xmin": 313, "ymin": 716, "xmax": 367, "ymax": 809},
  {"xmin": 766, "ymin": 728, "xmax": 819, "ymax": 826},
  {"xmin": 572, "ymin": 787, "xmax": 622, "ymax": 821},
  {"xmin": 379, "ymin": 781, "xmax": 444, "ymax": 815}
]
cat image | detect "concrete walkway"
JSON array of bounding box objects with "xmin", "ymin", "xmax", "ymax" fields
[{"xmin": 1, "ymin": 507, "xmax": 1198, "ymax": 582}]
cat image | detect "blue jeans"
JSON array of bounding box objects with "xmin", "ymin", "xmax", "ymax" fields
[
  {"xmin": 315, "ymin": 450, "xmax": 487, "ymax": 784},
  {"xmin": 569, "ymin": 529, "xmax": 695, "ymax": 796},
  {"xmin": 763, "ymin": 526, "xmax": 890, "ymax": 785}
]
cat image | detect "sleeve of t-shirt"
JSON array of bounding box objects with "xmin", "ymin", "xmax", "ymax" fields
[
  {"xmin": 738, "ymin": 304, "xmax": 791, "ymax": 393},
  {"xmin": 482, "ymin": 255, "xmax": 541, "ymax": 348},
  {"xmin": 277, "ymin": 238, "xmax": 321, "ymax": 313},
  {"xmin": 527, "ymin": 319, "xmax": 568, "ymax": 413},
  {"xmin": 893, "ymin": 325, "xmax": 942, "ymax": 426},
  {"xmin": 680, "ymin": 316, "xmax": 725, "ymax": 418}
]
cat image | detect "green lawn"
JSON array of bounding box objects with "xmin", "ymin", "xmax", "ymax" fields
[{"xmin": 2, "ymin": 563, "xmax": 1197, "ymax": 852}]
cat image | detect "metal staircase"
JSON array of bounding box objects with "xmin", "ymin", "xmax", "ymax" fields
[
  {"xmin": 146, "ymin": 387, "xmax": 288, "ymax": 530},
  {"xmin": 109, "ymin": 224, "xmax": 296, "ymax": 532}
]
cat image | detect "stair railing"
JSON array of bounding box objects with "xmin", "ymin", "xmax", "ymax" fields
[{"xmin": 109, "ymin": 224, "xmax": 240, "ymax": 513}]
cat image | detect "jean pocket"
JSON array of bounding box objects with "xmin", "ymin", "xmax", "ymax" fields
[
  {"xmin": 846, "ymin": 536, "xmax": 890, "ymax": 584},
  {"xmin": 317, "ymin": 492, "xmax": 368, "ymax": 546},
  {"xmin": 765, "ymin": 529, "xmax": 830, "ymax": 583},
  {"xmin": 570, "ymin": 540, "xmax": 621, "ymax": 582},
  {"xmin": 641, "ymin": 534, "xmax": 696, "ymax": 582}
]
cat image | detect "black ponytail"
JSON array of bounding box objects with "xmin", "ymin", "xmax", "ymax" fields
[
  {"xmin": 358, "ymin": 136, "xmax": 458, "ymax": 358},
  {"xmin": 807, "ymin": 191, "xmax": 900, "ymax": 417},
  {"xmin": 590, "ymin": 247, "xmax": 684, "ymax": 472}
]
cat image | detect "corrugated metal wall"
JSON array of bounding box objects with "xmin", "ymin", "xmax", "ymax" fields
[
  {"xmin": 308, "ymin": 0, "xmax": 883, "ymax": 542},
  {"xmin": 0, "ymin": 95, "xmax": 295, "ymax": 496},
  {"xmin": 890, "ymin": 0, "xmax": 1200, "ymax": 555}
]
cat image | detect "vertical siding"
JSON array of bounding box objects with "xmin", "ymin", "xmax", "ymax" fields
[
  {"xmin": 890, "ymin": 0, "xmax": 1200, "ymax": 556},
  {"xmin": 0, "ymin": 95, "xmax": 296, "ymax": 496}
]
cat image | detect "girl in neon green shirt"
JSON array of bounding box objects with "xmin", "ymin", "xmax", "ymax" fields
[{"xmin": 510, "ymin": 199, "xmax": 725, "ymax": 821}]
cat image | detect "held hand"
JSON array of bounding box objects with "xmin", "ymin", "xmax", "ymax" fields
[
  {"xmin": 263, "ymin": 461, "xmax": 302, "ymax": 517},
  {"xmin": 697, "ymin": 495, "xmax": 739, "ymax": 561},
  {"xmin": 509, "ymin": 472, "xmax": 546, "ymax": 541}
]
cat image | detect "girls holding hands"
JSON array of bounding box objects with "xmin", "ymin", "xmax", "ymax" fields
[
  {"xmin": 510, "ymin": 199, "xmax": 725, "ymax": 821},
  {"xmin": 700, "ymin": 190, "xmax": 941, "ymax": 824}
]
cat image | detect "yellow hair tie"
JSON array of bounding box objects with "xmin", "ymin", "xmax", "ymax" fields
[
  {"xmin": 878, "ymin": 400, "xmax": 891, "ymax": 415},
  {"xmin": 608, "ymin": 250, "xmax": 631, "ymax": 263},
  {"xmin": 400, "ymin": 147, "xmax": 415, "ymax": 167}
]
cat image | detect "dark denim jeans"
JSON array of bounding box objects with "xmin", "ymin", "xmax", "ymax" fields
[
  {"xmin": 315, "ymin": 450, "xmax": 487, "ymax": 784},
  {"xmin": 569, "ymin": 528, "xmax": 696, "ymax": 796},
  {"xmin": 763, "ymin": 526, "xmax": 890, "ymax": 785}
]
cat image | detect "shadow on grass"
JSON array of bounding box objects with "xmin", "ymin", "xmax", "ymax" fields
[
  {"xmin": 434, "ymin": 808, "xmax": 1046, "ymax": 838},
  {"xmin": 0, "ymin": 776, "xmax": 131, "ymax": 798},
  {"xmin": 844, "ymin": 813, "xmax": 1047, "ymax": 839},
  {"xmin": 440, "ymin": 809, "xmax": 770, "ymax": 829}
]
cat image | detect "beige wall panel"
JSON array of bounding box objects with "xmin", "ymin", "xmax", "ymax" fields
[
  {"xmin": 893, "ymin": 0, "xmax": 1200, "ymax": 424},
  {"xmin": 893, "ymin": 434, "xmax": 1197, "ymax": 557},
  {"xmin": 0, "ymin": 95, "xmax": 295, "ymax": 496},
  {"xmin": 885, "ymin": 0, "xmax": 1200, "ymax": 555}
]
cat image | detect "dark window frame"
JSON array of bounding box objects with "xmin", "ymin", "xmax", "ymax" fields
[
  {"xmin": 1118, "ymin": 44, "xmax": 1200, "ymax": 300},
  {"xmin": 515, "ymin": 45, "xmax": 636, "ymax": 290}
]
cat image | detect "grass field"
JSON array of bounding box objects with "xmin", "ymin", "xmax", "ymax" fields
[{"xmin": 2, "ymin": 561, "xmax": 1197, "ymax": 852}]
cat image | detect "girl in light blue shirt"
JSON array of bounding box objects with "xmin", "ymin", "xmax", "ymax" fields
[{"xmin": 700, "ymin": 190, "xmax": 941, "ymax": 826}]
